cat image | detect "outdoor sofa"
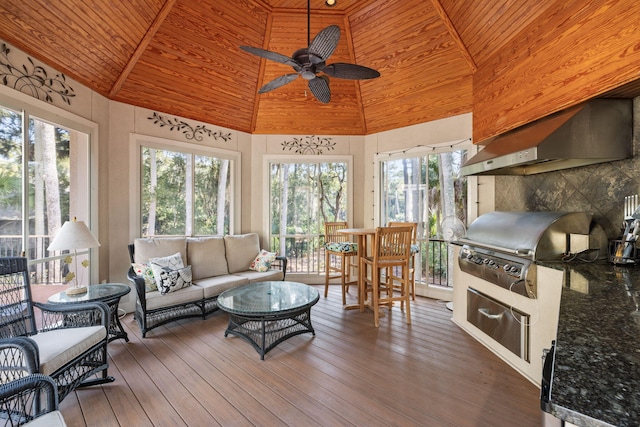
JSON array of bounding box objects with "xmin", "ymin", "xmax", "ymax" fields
[{"xmin": 127, "ymin": 233, "xmax": 286, "ymax": 337}]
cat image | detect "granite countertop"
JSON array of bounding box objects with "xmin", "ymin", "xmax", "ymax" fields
[{"xmin": 541, "ymin": 259, "xmax": 640, "ymax": 426}]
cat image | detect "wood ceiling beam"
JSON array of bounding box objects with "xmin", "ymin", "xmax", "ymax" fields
[
  {"xmin": 429, "ymin": 0, "xmax": 477, "ymax": 73},
  {"xmin": 108, "ymin": 0, "xmax": 178, "ymax": 97}
]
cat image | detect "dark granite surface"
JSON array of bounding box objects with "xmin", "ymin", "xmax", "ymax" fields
[{"xmin": 541, "ymin": 260, "xmax": 640, "ymax": 427}]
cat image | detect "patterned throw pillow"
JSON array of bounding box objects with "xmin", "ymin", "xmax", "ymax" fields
[
  {"xmin": 131, "ymin": 263, "xmax": 157, "ymax": 292},
  {"xmin": 249, "ymin": 249, "xmax": 277, "ymax": 272},
  {"xmin": 324, "ymin": 242, "xmax": 358, "ymax": 253},
  {"xmin": 149, "ymin": 252, "xmax": 185, "ymax": 291},
  {"xmin": 149, "ymin": 263, "xmax": 192, "ymax": 295}
]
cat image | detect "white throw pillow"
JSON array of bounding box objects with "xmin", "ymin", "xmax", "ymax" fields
[
  {"xmin": 150, "ymin": 264, "xmax": 192, "ymax": 295},
  {"xmin": 149, "ymin": 252, "xmax": 185, "ymax": 292}
]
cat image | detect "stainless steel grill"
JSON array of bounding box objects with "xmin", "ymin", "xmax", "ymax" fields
[{"xmin": 457, "ymin": 211, "xmax": 606, "ymax": 298}]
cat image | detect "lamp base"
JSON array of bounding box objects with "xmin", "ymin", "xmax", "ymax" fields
[{"xmin": 66, "ymin": 285, "xmax": 88, "ymax": 295}]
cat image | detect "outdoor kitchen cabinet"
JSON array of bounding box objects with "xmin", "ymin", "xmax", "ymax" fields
[{"xmin": 452, "ymin": 243, "xmax": 563, "ymax": 386}]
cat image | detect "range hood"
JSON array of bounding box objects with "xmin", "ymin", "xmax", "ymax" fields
[{"xmin": 461, "ymin": 99, "xmax": 633, "ymax": 176}]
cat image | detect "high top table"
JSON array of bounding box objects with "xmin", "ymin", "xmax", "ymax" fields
[
  {"xmin": 336, "ymin": 228, "xmax": 376, "ymax": 310},
  {"xmin": 216, "ymin": 281, "xmax": 319, "ymax": 360}
]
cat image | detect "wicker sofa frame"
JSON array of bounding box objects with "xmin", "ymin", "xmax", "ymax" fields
[
  {"xmin": 127, "ymin": 239, "xmax": 287, "ymax": 337},
  {"xmin": 0, "ymin": 257, "xmax": 113, "ymax": 403}
]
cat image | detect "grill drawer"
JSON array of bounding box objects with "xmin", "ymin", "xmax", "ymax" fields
[{"xmin": 467, "ymin": 288, "xmax": 529, "ymax": 361}]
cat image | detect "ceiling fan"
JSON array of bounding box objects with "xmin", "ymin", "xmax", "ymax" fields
[{"xmin": 239, "ymin": 0, "xmax": 380, "ymax": 103}]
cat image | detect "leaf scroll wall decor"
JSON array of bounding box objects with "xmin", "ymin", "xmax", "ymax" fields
[
  {"xmin": 281, "ymin": 135, "xmax": 335, "ymax": 155},
  {"xmin": 0, "ymin": 43, "xmax": 75, "ymax": 105},
  {"xmin": 148, "ymin": 112, "xmax": 233, "ymax": 142}
]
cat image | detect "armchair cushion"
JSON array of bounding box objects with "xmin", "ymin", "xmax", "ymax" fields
[
  {"xmin": 26, "ymin": 411, "xmax": 67, "ymax": 427},
  {"xmin": 30, "ymin": 326, "xmax": 106, "ymax": 376}
]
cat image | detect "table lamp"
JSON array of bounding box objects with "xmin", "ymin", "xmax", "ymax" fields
[{"xmin": 47, "ymin": 217, "xmax": 100, "ymax": 295}]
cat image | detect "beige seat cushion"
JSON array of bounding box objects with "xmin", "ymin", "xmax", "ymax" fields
[
  {"xmin": 187, "ymin": 237, "xmax": 228, "ymax": 279},
  {"xmin": 143, "ymin": 285, "xmax": 204, "ymax": 310},
  {"xmin": 25, "ymin": 410, "xmax": 67, "ymax": 427},
  {"xmin": 233, "ymin": 269, "xmax": 284, "ymax": 283},
  {"xmin": 29, "ymin": 326, "xmax": 106, "ymax": 376},
  {"xmin": 193, "ymin": 275, "xmax": 249, "ymax": 299},
  {"xmin": 134, "ymin": 238, "xmax": 187, "ymax": 264},
  {"xmin": 224, "ymin": 233, "xmax": 260, "ymax": 273}
]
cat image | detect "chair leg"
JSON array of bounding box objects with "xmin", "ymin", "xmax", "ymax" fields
[
  {"xmin": 373, "ymin": 268, "xmax": 380, "ymax": 328},
  {"xmin": 324, "ymin": 252, "xmax": 331, "ymax": 298},
  {"xmin": 341, "ymin": 255, "xmax": 347, "ymax": 305}
]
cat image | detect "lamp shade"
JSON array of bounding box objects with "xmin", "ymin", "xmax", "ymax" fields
[{"xmin": 47, "ymin": 219, "xmax": 100, "ymax": 251}]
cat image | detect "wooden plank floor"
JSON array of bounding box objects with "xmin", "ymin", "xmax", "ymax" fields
[{"xmin": 34, "ymin": 284, "xmax": 543, "ymax": 427}]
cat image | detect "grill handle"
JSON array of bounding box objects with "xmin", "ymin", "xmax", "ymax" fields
[{"xmin": 458, "ymin": 239, "xmax": 534, "ymax": 259}]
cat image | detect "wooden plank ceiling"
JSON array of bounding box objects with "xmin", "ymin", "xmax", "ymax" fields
[{"xmin": 0, "ymin": 0, "xmax": 616, "ymax": 136}]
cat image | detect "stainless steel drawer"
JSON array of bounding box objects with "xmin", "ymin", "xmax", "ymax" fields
[{"xmin": 467, "ymin": 287, "xmax": 530, "ymax": 361}]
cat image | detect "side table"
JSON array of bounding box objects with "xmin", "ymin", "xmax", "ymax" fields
[{"xmin": 48, "ymin": 283, "xmax": 131, "ymax": 342}]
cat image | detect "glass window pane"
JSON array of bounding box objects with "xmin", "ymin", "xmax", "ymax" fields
[
  {"xmin": 0, "ymin": 106, "xmax": 23, "ymax": 257},
  {"xmin": 194, "ymin": 155, "xmax": 230, "ymax": 235}
]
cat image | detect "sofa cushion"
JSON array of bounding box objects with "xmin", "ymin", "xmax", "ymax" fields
[
  {"xmin": 249, "ymin": 249, "xmax": 277, "ymax": 272},
  {"xmin": 134, "ymin": 238, "xmax": 187, "ymax": 264},
  {"xmin": 193, "ymin": 275, "xmax": 249, "ymax": 299},
  {"xmin": 233, "ymin": 269, "xmax": 284, "ymax": 283},
  {"xmin": 143, "ymin": 285, "xmax": 204, "ymax": 310},
  {"xmin": 29, "ymin": 326, "xmax": 106, "ymax": 376},
  {"xmin": 224, "ymin": 233, "xmax": 261, "ymax": 274},
  {"xmin": 187, "ymin": 236, "xmax": 228, "ymax": 279}
]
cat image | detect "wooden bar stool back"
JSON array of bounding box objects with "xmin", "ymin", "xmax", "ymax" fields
[
  {"xmin": 360, "ymin": 226, "xmax": 413, "ymax": 327},
  {"xmin": 388, "ymin": 221, "xmax": 418, "ymax": 300},
  {"xmin": 324, "ymin": 222, "xmax": 358, "ymax": 305}
]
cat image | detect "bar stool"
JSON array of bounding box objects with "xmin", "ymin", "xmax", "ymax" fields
[
  {"xmin": 360, "ymin": 226, "xmax": 413, "ymax": 327},
  {"xmin": 388, "ymin": 221, "xmax": 419, "ymax": 300},
  {"xmin": 324, "ymin": 222, "xmax": 358, "ymax": 305}
]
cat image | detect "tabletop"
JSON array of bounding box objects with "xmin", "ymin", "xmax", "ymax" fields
[
  {"xmin": 48, "ymin": 283, "xmax": 131, "ymax": 304},
  {"xmin": 337, "ymin": 228, "xmax": 376, "ymax": 235},
  {"xmin": 216, "ymin": 281, "xmax": 319, "ymax": 315}
]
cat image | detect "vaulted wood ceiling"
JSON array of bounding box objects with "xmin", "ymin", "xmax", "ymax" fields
[{"xmin": 0, "ymin": 0, "xmax": 629, "ymax": 136}]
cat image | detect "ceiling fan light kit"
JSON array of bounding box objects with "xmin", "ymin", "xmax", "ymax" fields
[
  {"xmin": 240, "ymin": 1, "xmax": 379, "ymax": 104},
  {"xmin": 325, "ymin": 0, "xmax": 337, "ymax": 6}
]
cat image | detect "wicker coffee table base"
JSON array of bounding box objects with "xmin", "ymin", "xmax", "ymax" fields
[{"xmin": 223, "ymin": 307, "xmax": 315, "ymax": 360}]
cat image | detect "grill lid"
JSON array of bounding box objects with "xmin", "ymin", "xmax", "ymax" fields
[{"xmin": 458, "ymin": 211, "xmax": 595, "ymax": 260}]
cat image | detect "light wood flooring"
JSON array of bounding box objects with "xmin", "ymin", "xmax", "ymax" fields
[{"xmin": 33, "ymin": 284, "xmax": 543, "ymax": 427}]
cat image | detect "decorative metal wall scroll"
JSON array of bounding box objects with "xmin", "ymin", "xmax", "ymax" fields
[
  {"xmin": 148, "ymin": 112, "xmax": 232, "ymax": 142},
  {"xmin": 0, "ymin": 43, "xmax": 75, "ymax": 105},
  {"xmin": 281, "ymin": 135, "xmax": 335, "ymax": 155}
]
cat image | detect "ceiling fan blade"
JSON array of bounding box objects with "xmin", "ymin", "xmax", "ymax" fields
[
  {"xmin": 308, "ymin": 75, "xmax": 331, "ymax": 103},
  {"xmin": 308, "ymin": 25, "xmax": 340, "ymax": 61},
  {"xmin": 321, "ymin": 63, "xmax": 381, "ymax": 80},
  {"xmin": 240, "ymin": 46, "xmax": 300, "ymax": 70},
  {"xmin": 259, "ymin": 74, "xmax": 299, "ymax": 93}
]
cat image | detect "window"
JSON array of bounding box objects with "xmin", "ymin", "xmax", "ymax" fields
[
  {"xmin": 133, "ymin": 135, "xmax": 240, "ymax": 237},
  {"xmin": 378, "ymin": 149, "xmax": 466, "ymax": 297},
  {"xmin": 267, "ymin": 157, "xmax": 352, "ymax": 274},
  {"xmin": 0, "ymin": 93, "xmax": 96, "ymax": 285}
]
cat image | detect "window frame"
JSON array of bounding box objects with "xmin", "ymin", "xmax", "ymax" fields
[
  {"xmin": 0, "ymin": 85, "xmax": 99, "ymax": 283},
  {"xmin": 129, "ymin": 133, "xmax": 241, "ymax": 240},
  {"xmin": 263, "ymin": 154, "xmax": 353, "ymax": 277}
]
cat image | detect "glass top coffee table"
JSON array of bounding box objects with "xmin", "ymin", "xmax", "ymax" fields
[{"xmin": 216, "ymin": 281, "xmax": 319, "ymax": 360}]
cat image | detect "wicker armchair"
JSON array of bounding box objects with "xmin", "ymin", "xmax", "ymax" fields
[
  {"xmin": 0, "ymin": 257, "xmax": 113, "ymax": 402},
  {"xmin": 0, "ymin": 374, "xmax": 66, "ymax": 426}
]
